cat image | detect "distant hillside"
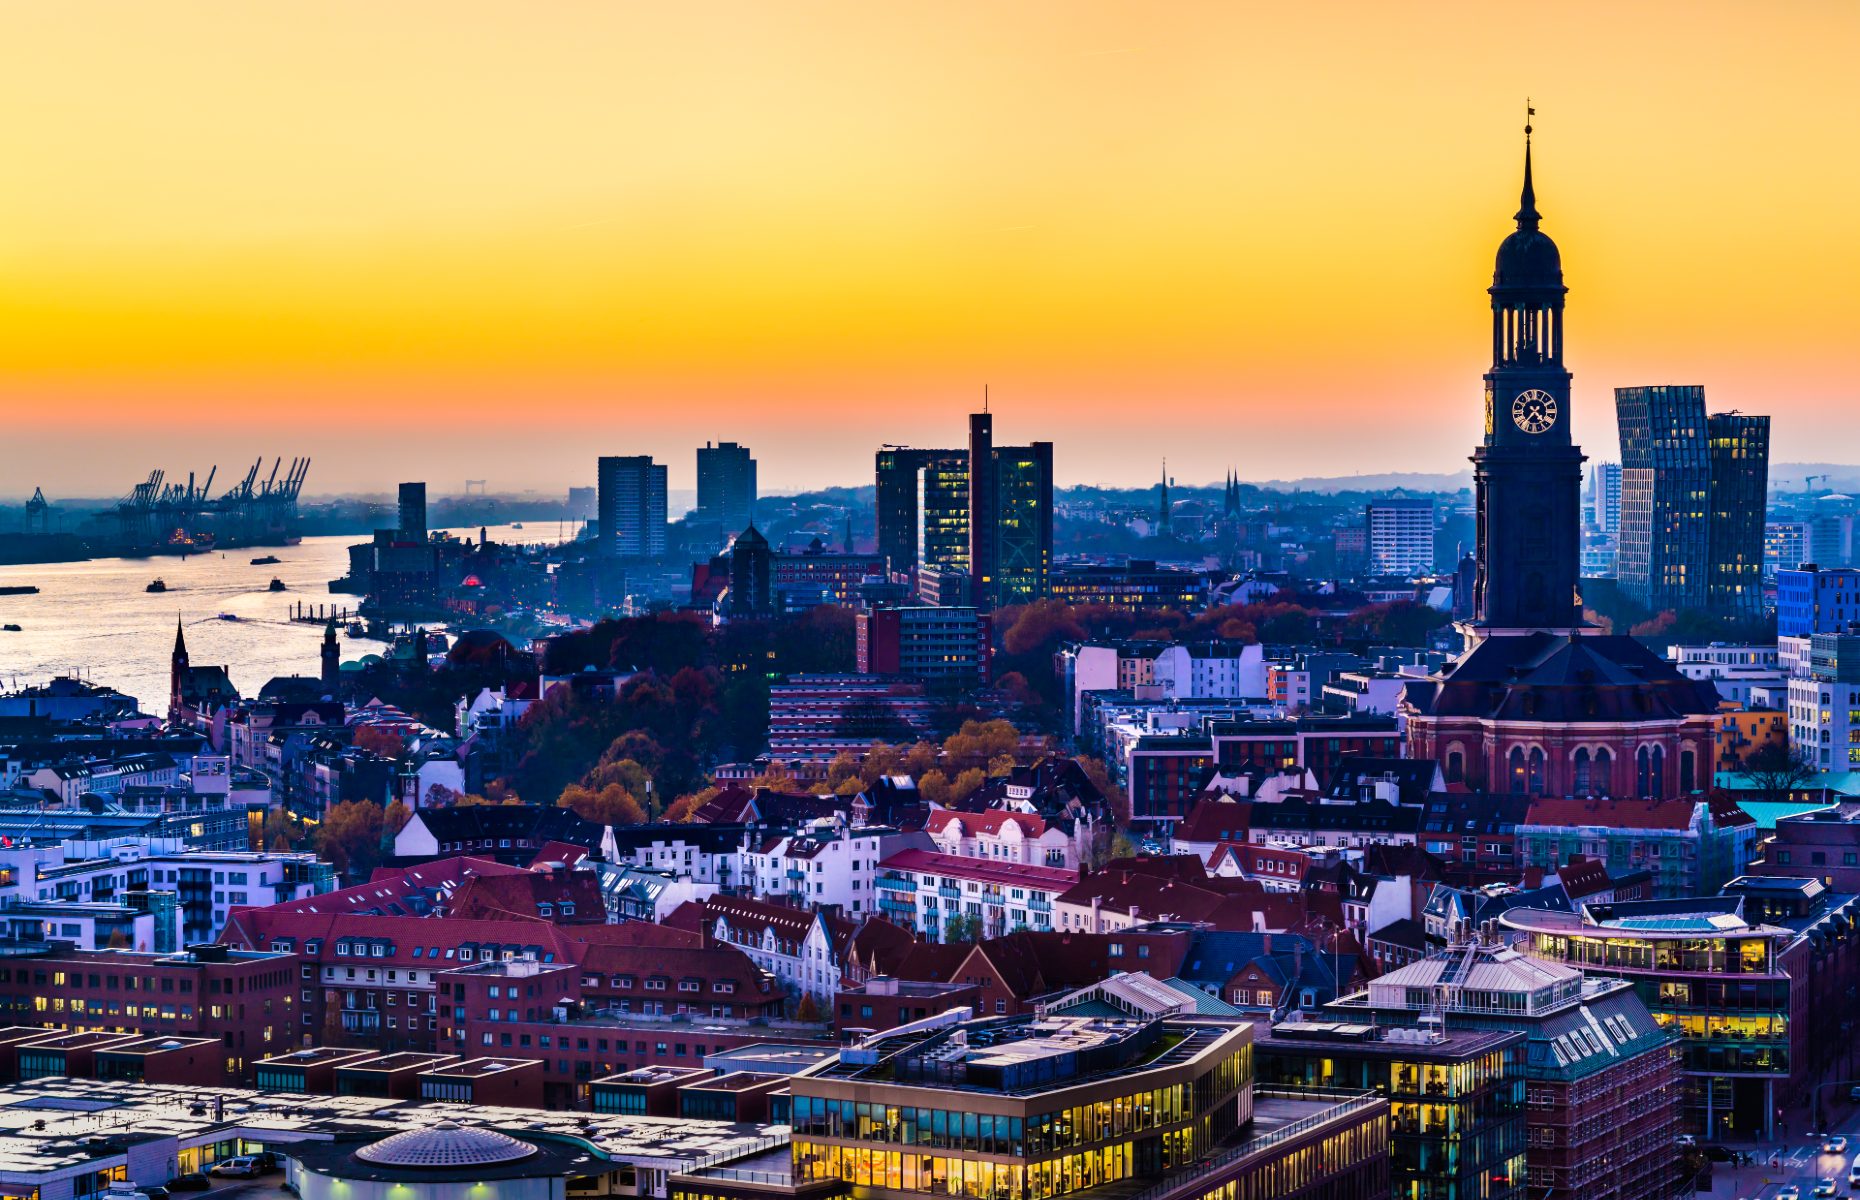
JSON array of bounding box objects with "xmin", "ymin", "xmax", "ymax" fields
[{"xmin": 1253, "ymin": 471, "xmax": 1473, "ymax": 495}]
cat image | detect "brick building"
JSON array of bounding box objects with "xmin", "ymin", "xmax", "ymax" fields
[{"xmin": 0, "ymin": 944, "xmax": 296, "ymax": 1083}]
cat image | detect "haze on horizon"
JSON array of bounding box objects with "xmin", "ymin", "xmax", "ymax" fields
[{"xmin": 2, "ymin": 0, "xmax": 1857, "ymax": 499}]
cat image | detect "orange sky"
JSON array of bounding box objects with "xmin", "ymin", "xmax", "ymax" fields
[{"xmin": 2, "ymin": 1, "xmax": 1857, "ymax": 497}]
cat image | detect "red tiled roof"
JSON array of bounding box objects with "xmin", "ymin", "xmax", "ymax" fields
[
  {"xmin": 1175, "ymin": 799, "xmax": 1252, "ymax": 844},
  {"xmin": 925, "ymin": 810, "xmax": 1048, "ymax": 838},
  {"xmin": 878, "ymin": 848, "xmax": 1077, "ymax": 890},
  {"xmin": 529, "ymin": 841, "xmax": 591, "ymax": 867},
  {"xmin": 1521, "ymin": 797, "xmax": 1700, "ymax": 831},
  {"xmin": 273, "ymin": 855, "xmax": 525, "ymax": 917}
]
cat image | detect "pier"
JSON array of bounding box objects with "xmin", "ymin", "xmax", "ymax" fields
[{"xmin": 287, "ymin": 602, "xmax": 354, "ymax": 624}]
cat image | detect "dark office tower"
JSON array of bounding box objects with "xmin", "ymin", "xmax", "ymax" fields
[
  {"xmin": 696, "ymin": 441, "xmax": 757, "ymax": 532},
  {"xmin": 987, "ymin": 440, "xmax": 1055, "ymax": 608},
  {"xmin": 876, "ymin": 446, "xmax": 964, "ymax": 575},
  {"xmin": 1707, "ymin": 412, "xmax": 1770, "ymax": 618},
  {"xmin": 1157, "ymin": 462, "xmax": 1173, "ymax": 537},
  {"xmin": 1614, "ymin": 386, "xmax": 1711, "ymax": 612},
  {"xmin": 878, "ymin": 412, "xmax": 1050, "ymax": 609},
  {"xmin": 596, "ymin": 455, "xmax": 668, "ymax": 559},
  {"xmin": 967, "ymin": 411, "xmax": 997, "ymax": 603},
  {"xmin": 1472, "ymin": 124, "xmax": 1584, "ymax": 631},
  {"xmin": 726, "ymin": 525, "xmax": 772, "ymax": 616},
  {"xmin": 397, "ymin": 482, "xmax": 427, "ymax": 544}
]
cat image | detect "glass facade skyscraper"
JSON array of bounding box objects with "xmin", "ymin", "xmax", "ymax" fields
[{"xmin": 1614, "ymin": 386, "xmax": 1766, "ymax": 617}]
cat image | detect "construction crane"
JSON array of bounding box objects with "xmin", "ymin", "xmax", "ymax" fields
[{"xmin": 111, "ymin": 456, "xmax": 310, "ymax": 554}]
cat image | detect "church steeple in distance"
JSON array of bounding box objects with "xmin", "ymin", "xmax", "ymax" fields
[{"xmin": 1471, "ymin": 107, "xmax": 1585, "ymax": 633}]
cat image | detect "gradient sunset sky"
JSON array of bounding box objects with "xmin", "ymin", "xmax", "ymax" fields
[{"xmin": 3, "ymin": 1, "xmax": 1857, "ymax": 498}]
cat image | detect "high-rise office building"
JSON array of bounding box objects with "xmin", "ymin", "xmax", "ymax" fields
[
  {"xmin": 973, "ymin": 414, "xmax": 1054, "ymax": 609},
  {"xmin": 875, "ymin": 447, "xmax": 964, "ymax": 575},
  {"xmin": 1615, "ymin": 387, "xmax": 1768, "ymax": 616},
  {"xmin": 875, "ymin": 413, "xmax": 1052, "ymax": 609},
  {"xmin": 1585, "ymin": 462, "xmax": 1621, "ymax": 535},
  {"xmin": 1706, "ymin": 411, "xmax": 1770, "ymax": 618},
  {"xmin": 695, "ymin": 441, "xmax": 757, "ymax": 534},
  {"xmin": 1615, "ymin": 386, "xmax": 1710, "ymax": 613},
  {"xmin": 915, "ymin": 457, "xmax": 969, "ymax": 574},
  {"xmin": 595, "ymin": 455, "xmax": 668, "ymax": 559},
  {"xmin": 1365, "ymin": 498, "xmax": 1435, "ymax": 575},
  {"xmin": 397, "ymin": 482, "xmax": 427, "ymax": 544}
]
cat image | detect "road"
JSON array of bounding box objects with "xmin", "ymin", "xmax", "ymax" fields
[{"xmin": 1702, "ymin": 1116, "xmax": 1860, "ymax": 1198}]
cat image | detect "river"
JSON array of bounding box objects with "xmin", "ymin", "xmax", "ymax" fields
[{"xmin": 0, "ymin": 523, "xmax": 566, "ymax": 713}]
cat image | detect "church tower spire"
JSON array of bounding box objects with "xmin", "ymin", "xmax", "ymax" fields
[
  {"xmin": 1471, "ymin": 109, "xmax": 1584, "ymax": 634},
  {"xmin": 1515, "ymin": 102, "xmax": 1539, "ymax": 230},
  {"xmin": 170, "ymin": 617, "xmax": 189, "ymax": 723}
]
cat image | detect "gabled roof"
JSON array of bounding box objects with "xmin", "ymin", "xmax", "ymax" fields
[
  {"xmin": 879, "ymin": 848, "xmax": 1077, "ymax": 890},
  {"xmin": 1521, "ymin": 797, "xmax": 1701, "ymax": 832},
  {"xmin": 271, "ymin": 855, "xmax": 525, "ymax": 918},
  {"xmin": 925, "ymin": 809, "xmax": 1048, "ymax": 839},
  {"xmin": 1175, "ymin": 799, "xmax": 1251, "ymax": 844}
]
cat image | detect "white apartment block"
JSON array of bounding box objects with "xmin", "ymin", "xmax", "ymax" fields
[
  {"xmin": 1366, "ymin": 499, "xmax": 1435, "ymax": 576},
  {"xmin": 874, "ymin": 849, "xmax": 1075, "ymax": 941}
]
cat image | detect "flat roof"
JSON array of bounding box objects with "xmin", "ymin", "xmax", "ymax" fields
[
  {"xmin": 425, "ymin": 1058, "xmax": 539, "ymax": 1079},
  {"xmin": 339, "ymin": 1053, "xmax": 458, "ymax": 1074},
  {"xmin": 0, "ymin": 1076, "xmax": 787, "ymax": 1180}
]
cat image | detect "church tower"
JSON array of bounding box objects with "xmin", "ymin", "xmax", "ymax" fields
[
  {"xmin": 1471, "ymin": 116, "xmax": 1585, "ymax": 633},
  {"xmin": 170, "ymin": 617, "xmax": 189, "ymax": 720},
  {"xmin": 321, "ymin": 619, "xmax": 341, "ymax": 690}
]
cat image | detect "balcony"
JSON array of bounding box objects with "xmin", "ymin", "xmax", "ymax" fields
[{"xmin": 341, "ymin": 1012, "xmax": 382, "ymax": 1034}]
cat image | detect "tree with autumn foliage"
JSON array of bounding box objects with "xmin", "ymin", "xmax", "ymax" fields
[
  {"xmin": 351, "ymin": 725, "xmax": 406, "ymax": 761},
  {"xmin": 316, "ymin": 799, "xmax": 386, "ymax": 878},
  {"xmin": 558, "ymin": 783, "xmax": 648, "ymax": 826},
  {"xmin": 663, "ymin": 787, "xmax": 719, "ymax": 822}
]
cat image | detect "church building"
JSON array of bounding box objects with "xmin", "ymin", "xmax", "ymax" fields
[{"xmin": 1401, "ymin": 123, "xmax": 1720, "ymax": 799}]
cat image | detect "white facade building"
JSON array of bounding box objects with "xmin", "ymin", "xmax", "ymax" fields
[{"xmin": 1151, "ymin": 644, "xmax": 1268, "ymax": 702}]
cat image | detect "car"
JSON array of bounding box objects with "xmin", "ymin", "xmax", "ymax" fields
[
  {"xmin": 1817, "ymin": 1180, "xmax": 1839, "ymax": 1198},
  {"xmin": 166, "ymin": 1176, "xmax": 210, "ymax": 1193},
  {"xmin": 140, "ymin": 1188, "xmax": 171, "ymax": 1200},
  {"xmin": 210, "ymin": 1158, "xmax": 260, "ymax": 1179},
  {"xmin": 1778, "ymin": 1186, "xmax": 1800, "ymax": 1200},
  {"xmin": 1830, "ymin": 1137, "xmax": 1851, "ymax": 1155},
  {"xmin": 1676, "ymin": 1134, "xmax": 1697, "ymax": 1147},
  {"xmin": 1849, "ymin": 1164, "xmax": 1860, "ymax": 1187}
]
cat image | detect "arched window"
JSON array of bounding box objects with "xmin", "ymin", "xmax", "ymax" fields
[
  {"xmin": 1445, "ymin": 749, "xmax": 1464, "ymax": 785},
  {"xmin": 1594, "ymin": 748, "xmax": 1613, "ymax": 797},
  {"xmin": 1573, "ymin": 748, "xmax": 1592, "ymax": 796},
  {"xmin": 1650, "ymin": 745, "xmax": 1665, "ymax": 799},
  {"xmin": 1680, "ymin": 747, "xmax": 1697, "ymax": 795},
  {"xmin": 1527, "ymin": 747, "xmax": 1546, "ymax": 795},
  {"xmin": 1508, "ymin": 746, "xmax": 1527, "ymax": 795},
  {"xmin": 1636, "ymin": 746, "xmax": 1653, "ymax": 798}
]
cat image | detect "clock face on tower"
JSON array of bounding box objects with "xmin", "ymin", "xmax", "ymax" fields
[{"xmin": 1511, "ymin": 389, "xmax": 1558, "ymax": 434}]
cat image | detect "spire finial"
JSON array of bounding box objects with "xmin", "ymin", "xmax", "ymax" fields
[{"xmin": 1516, "ymin": 100, "xmax": 1540, "ymax": 231}]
